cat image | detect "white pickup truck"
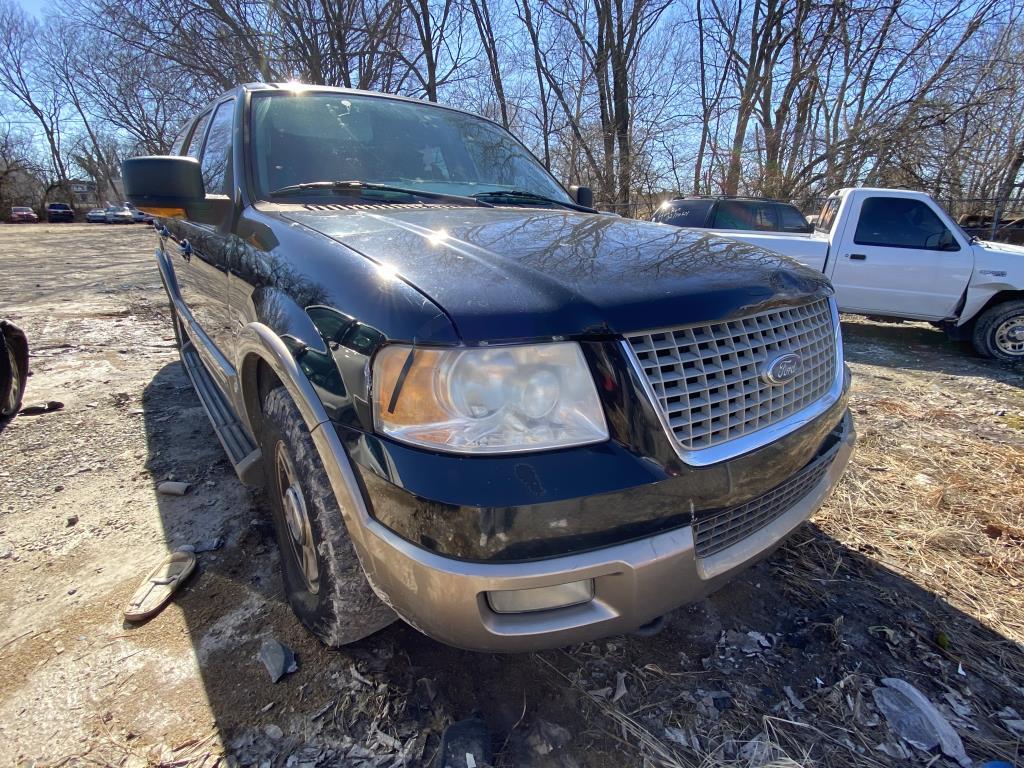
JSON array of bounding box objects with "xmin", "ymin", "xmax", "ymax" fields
[{"xmin": 704, "ymin": 188, "xmax": 1024, "ymax": 361}]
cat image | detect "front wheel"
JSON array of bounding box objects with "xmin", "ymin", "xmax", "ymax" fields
[
  {"xmin": 971, "ymin": 300, "xmax": 1024, "ymax": 361},
  {"xmin": 259, "ymin": 386, "xmax": 395, "ymax": 646}
]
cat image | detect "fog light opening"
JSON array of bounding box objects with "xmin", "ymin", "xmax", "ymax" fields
[{"xmin": 486, "ymin": 579, "xmax": 594, "ymax": 614}]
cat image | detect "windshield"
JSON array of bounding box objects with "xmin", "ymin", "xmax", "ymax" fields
[
  {"xmin": 250, "ymin": 91, "xmax": 571, "ymax": 203},
  {"xmin": 12, "ymin": 207, "xmax": 31, "ymax": 212}
]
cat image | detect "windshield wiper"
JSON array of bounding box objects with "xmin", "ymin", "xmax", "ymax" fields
[
  {"xmin": 472, "ymin": 189, "xmax": 593, "ymax": 212},
  {"xmin": 269, "ymin": 180, "xmax": 492, "ymax": 207}
]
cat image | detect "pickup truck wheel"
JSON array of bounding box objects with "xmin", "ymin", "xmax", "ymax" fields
[
  {"xmin": 972, "ymin": 300, "xmax": 1024, "ymax": 361},
  {"xmin": 260, "ymin": 386, "xmax": 395, "ymax": 646}
]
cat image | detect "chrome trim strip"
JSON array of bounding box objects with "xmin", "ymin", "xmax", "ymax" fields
[{"xmin": 620, "ymin": 298, "xmax": 845, "ymax": 467}]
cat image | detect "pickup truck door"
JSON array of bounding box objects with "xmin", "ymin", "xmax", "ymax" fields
[
  {"xmin": 167, "ymin": 98, "xmax": 237, "ymax": 389},
  {"xmin": 829, "ymin": 193, "xmax": 973, "ymax": 319}
]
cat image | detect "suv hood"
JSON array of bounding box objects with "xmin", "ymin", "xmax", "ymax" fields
[{"xmin": 283, "ymin": 206, "xmax": 832, "ymax": 342}]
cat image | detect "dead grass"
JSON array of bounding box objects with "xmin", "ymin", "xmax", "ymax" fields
[{"xmin": 817, "ymin": 387, "xmax": 1024, "ymax": 646}]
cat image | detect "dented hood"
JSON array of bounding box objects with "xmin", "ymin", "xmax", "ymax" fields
[{"xmin": 283, "ymin": 206, "xmax": 832, "ymax": 342}]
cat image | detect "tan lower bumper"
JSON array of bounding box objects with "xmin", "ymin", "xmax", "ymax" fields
[{"xmin": 313, "ymin": 413, "xmax": 855, "ymax": 652}]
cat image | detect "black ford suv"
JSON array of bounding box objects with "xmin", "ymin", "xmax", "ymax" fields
[
  {"xmin": 654, "ymin": 196, "xmax": 813, "ymax": 234},
  {"xmin": 124, "ymin": 84, "xmax": 853, "ymax": 651}
]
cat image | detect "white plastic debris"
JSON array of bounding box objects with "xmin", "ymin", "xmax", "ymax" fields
[
  {"xmin": 157, "ymin": 481, "xmax": 191, "ymax": 496},
  {"xmin": 873, "ymin": 678, "xmax": 971, "ymax": 767}
]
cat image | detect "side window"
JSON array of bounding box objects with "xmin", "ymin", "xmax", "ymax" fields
[
  {"xmin": 184, "ymin": 111, "xmax": 212, "ymax": 159},
  {"xmin": 854, "ymin": 197, "xmax": 959, "ymax": 251},
  {"xmin": 713, "ymin": 200, "xmax": 777, "ymax": 231},
  {"xmin": 817, "ymin": 198, "xmax": 840, "ymax": 232},
  {"xmin": 654, "ymin": 199, "xmax": 714, "ymax": 225},
  {"xmin": 199, "ymin": 100, "xmax": 234, "ymax": 196},
  {"xmin": 776, "ymin": 204, "xmax": 810, "ymax": 233}
]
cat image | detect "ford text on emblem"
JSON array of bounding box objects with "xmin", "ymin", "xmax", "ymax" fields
[{"xmin": 762, "ymin": 353, "xmax": 802, "ymax": 385}]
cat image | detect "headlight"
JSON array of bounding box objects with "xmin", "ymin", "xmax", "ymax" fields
[{"xmin": 372, "ymin": 342, "xmax": 608, "ymax": 454}]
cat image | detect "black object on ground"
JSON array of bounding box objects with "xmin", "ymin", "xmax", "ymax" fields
[
  {"xmin": 259, "ymin": 638, "xmax": 298, "ymax": 683},
  {"xmin": 435, "ymin": 717, "xmax": 492, "ymax": 768}
]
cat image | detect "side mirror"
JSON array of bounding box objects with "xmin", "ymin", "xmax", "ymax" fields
[
  {"xmin": 569, "ymin": 185, "xmax": 593, "ymax": 208},
  {"xmin": 122, "ymin": 156, "xmax": 230, "ymax": 225}
]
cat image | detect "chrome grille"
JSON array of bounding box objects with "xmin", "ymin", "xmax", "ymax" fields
[
  {"xmin": 694, "ymin": 442, "xmax": 838, "ymax": 558},
  {"xmin": 626, "ymin": 299, "xmax": 836, "ymax": 453}
]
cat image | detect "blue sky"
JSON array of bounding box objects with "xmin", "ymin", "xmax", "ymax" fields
[{"xmin": 16, "ymin": 0, "xmax": 46, "ymax": 17}]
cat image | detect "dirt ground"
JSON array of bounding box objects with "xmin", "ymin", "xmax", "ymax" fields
[{"xmin": 1, "ymin": 223, "xmax": 1022, "ymax": 768}]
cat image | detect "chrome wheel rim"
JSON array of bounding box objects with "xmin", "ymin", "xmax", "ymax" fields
[
  {"xmin": 4, "ymin": 346, "xmax": 20, "ymax": 414},
  {"xmin": 275, "ymin": 441, "xmax": 320, "ymax": 594},
  {"xmin": 994, "ymin": 316, "xmax": 1024, "ymax": 356}
]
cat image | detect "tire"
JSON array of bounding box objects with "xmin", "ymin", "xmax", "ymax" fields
[
  {"xmin": 971, "ymin": 300, "xmax": 1024, "ymax": 362},
  {"xmin": 0, "ymin": 329, "xmax": 26, "ymax": 419},
  {"xmin": 259, "ymin": 386, "xmax": 395, "ymax": 646}
]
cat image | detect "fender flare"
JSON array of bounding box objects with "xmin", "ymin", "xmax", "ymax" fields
[{"xmin": 236, "ymin": 322, "xmax": 329, "ymax": 439}]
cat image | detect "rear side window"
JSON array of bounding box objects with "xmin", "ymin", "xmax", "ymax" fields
[
  {"xmin": 199, "ymin": 100, "xmax": 234, "ymax": 196},
  {"xmin": 712, "ymin": 200, "xmax": 777, "ymax": 231},
  {"xmin": 854, "ymin": 197, "xmax": 959, "ymax": 251},
  {"xmin": 184, "ymin": 111, "xmax": 212, "ymax": 159},
  {"xmin": 653, "ymin": 199, "xmax": 714, "ymax": 226},
  {"xmin": 776, "ymin": 204, "xmax": 809, "ymax": 233},
  {"xmin": 817, "ymin": 198, "xmax": 840, "ymax": 232}
]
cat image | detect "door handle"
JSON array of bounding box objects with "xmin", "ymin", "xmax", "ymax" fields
[
  {"xmin": 848, "ymin": 253, "xmax": 866, "ymax": 261},
  {"xmin": 179, "ymin": 239, "xmax": 193, "ymax": 261}
]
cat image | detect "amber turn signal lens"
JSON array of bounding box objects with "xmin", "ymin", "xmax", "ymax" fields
[{"xmin": 137, "ymin": 206, "xmax": 186, "ymax": 218}]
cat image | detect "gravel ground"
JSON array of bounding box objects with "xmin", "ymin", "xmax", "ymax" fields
[{"xmin": 0, "ymin": 223, "xmax": 1022, "ymax": 767}]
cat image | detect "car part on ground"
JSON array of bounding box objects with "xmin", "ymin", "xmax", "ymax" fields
[
  {"xmin": 123, "ymin": 549, "xmax": 197, "ymax": 621},
  {"xmin": 0, "ymin": 321, "xmax": 29, "ymax": 420}
]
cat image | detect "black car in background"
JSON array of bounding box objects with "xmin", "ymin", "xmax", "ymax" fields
[
  {"xmin": 654, "ymin": 196, "xmax": 813, "ymax": 234},
  {"xmin": 123, "ymin": 83, "xmax": 853, "ymax": 652},
  {"xmin": 45, "ymin": 203, "xmax": 75, "ymax": 223}
]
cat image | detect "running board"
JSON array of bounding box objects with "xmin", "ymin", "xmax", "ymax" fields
[{"xmin": 180, "ymin": 340, "xmax": 262, "ymax": 485}]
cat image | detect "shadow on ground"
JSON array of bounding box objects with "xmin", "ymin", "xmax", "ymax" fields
[
  {"xmin": 840, "ymin": 317, "xmax": 1024, "ymax": 387},
  {"xmin": 139, "ymin": 360, "xmax": 1024, "ymax": 767}
]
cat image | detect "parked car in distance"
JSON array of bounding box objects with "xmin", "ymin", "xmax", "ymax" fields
[
  {"xmin": 127, "ymin": 204, "xmax": 154, "ymax": 224},
  {"xmin": 105, "ymin": 205, "xmax": 134, "ymax": 224},
  {"xmin": 9, "ymin": 206, "xmax": 38, "ymax": 223},
  {"xmin": 124, "ymin": 82, "xmax": 853, "ymax": 652},
  {"xmin": 653, "ymin": 196, "xmax": 813, "ymax": 234},
  {"xmin": 86, "ymin": 208, "xmax": 108, "ymax": 223},
  {"xmin": 45, "ymin": 202, "xmax": 75, "ymax": 223},
  {"xmin": 711, "ymin": 188, "xmax": 1024, "ymax": 361},
  {"xmin": 1, "ymin": 320, "xmax": 28, "ymax": 421},
  {"xmin": 958, "ymin": 213, "xmax": 1024, "ymax": 246}
]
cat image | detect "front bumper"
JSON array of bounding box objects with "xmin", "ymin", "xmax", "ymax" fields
[{"xmin": 317, "ymin": 410, "xmax": 855, "ymax": 652}]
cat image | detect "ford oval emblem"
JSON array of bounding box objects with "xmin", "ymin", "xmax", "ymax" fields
[{"xmin": 762, "ymin": 353, "xmax": 802, "ymax": 385}]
